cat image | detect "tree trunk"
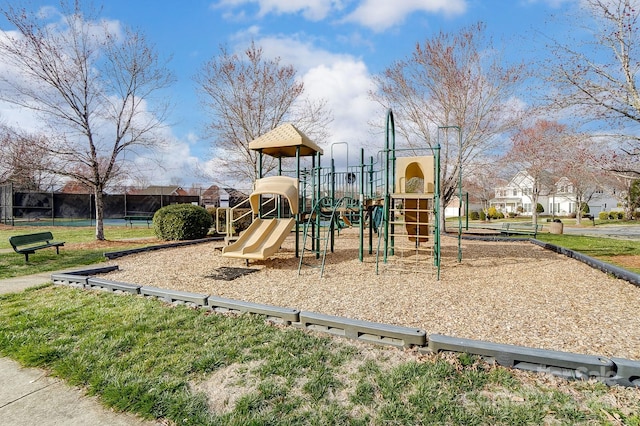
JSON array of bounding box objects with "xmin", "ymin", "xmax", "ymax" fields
[{"xmin": 94, "ymin": 188, "xmax": 105, "ymax": 240}]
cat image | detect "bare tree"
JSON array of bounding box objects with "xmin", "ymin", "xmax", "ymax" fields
[
  {"xmin": 195, "ymin": 40, "xmax": 332, "ymax": 187},
  {"xmin": 371, "ymin": 22, "xmax": 526, "ymax": 227},
  {"xmin": 597, "ymin": 144, "xmax": 640, "ymax": 218},
  {"xmin": 504, "ymin": 120, "xmax": 568, "ymax": 225},
  {"xmin": 0, "ymin": 126, "xmax": 59, "ymax": 191},
  {"xmin": 553, "ymin": 137, "xmax": 606, "ymax": 224},
  {"xmin": 544, "ymin": 0, "xmax": 640, "ymax": 165},
  {"xmin": 0, "ymin": 1, "xmax": 174, "ymax": 239}
]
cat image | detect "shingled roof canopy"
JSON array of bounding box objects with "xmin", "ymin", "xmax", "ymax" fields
[{"xmin": 248, "ymin": 123, "xmax": 323, "ymax": 158}]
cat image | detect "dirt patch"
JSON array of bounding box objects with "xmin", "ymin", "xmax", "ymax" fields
[{"xmin": 607, "ymin": 255, "xmax": 640, "ymax": 270}]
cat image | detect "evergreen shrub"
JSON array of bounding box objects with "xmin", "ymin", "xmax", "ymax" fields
[{"xmin": 153, "ymin": 204, "xmax": 213, "ymax": 240}]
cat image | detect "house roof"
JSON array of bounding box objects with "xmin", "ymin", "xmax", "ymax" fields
[
  {"xmin": 60, "ymin": 181, "xmax": 92, "ymax": 194},
  {"xmin": 129, "ymin": 185, "xmax": 187, "ymax": 196},
  {"xmin": 248, "ymin": 123, "xmax": 323, "ymax": 158}
]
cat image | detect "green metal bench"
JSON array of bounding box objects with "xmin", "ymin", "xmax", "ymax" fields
[
  {"xmin": 124, "ymin": 214, "xmax": 154, "ymax": 228},
  {"xmin": 9, "ymin": 231, "xmax": 65, "ymax": 262},
  {"xmin": 500, "ymin": 222, "xmax": 542, "ymax": 238}
]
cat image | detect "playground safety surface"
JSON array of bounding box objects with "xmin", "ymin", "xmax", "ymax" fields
[{"xmin": 100, "ymin": 228, "xmax": 640, "ymax": 361}]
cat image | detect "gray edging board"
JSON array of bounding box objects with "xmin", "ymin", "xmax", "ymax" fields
[
  {"xmin": 298, "ymin": 311, "xmax": 426, "ymax": 348},
  {"xmin": 86, "ymin": 277, "xmax": 141, "ymax": 294},
  {"xmin": 51, "ymin": 273, "xmax": 88, "ymax": 287},
  {"xmin": 207, "ymin": 295, "xmax": 300, "ymax": 324},
  {"xmin": 64, "ymin": 265, "xmax": 120, "ymax": 275},
  {"xmin": 50, "ymin": 266, "xmax": 640, "ymax": 387},
  {"xmin": 428, "ymin": 334, "xmax": 614, "ymax": 378},
  {"xmin": 140, "ymin": 286, "xmax": 208, "ymax": 306}
]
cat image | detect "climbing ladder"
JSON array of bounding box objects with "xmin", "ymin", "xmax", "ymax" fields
[
  {"xmin": 298, "ymin": 196, "xmax": 360, "ymax": 277},
  {"xmin": 376, "ymin": 193, "xmax": 437, "ymax": 276}
]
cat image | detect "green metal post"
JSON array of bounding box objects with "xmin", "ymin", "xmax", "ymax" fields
[
  {"xmin": 434, "ymin": 144, "xmax": 441, "ymax": 280},
  {"xmin": 384, "ymin": 109, "xmax": 395, "ymax": 261},
  {"xmin": 457, "ymin": 129, "xmax": 462, "ymax": 263},
  {"xmin": 359, "ymin": 148, "xmax": 364, "ymax": 262},
  {"xmin": 465, "ymin": 192, "xmax": 469, "ymax": 230},
  {"xmin": 295, "ymin": 146, "xmax": 300, "ymax": 257}
]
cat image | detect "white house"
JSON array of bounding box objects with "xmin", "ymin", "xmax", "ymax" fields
[{"xmin": 489, "ymin": 171, "xmax": 619, "ymax": 216}]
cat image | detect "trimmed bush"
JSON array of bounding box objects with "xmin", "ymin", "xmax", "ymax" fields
[
  {"xmin": 487, "ymin": 206, "xmax": 498, "ymax": 219},
  {"xmin": 580, "ymin": 203, "xmax": 590, "ymax": 214},
  {"xmin": 479, "ymin": 210, "xmax": 486, "ymax": 220},
  {"xmin": 599, "ymin": 211, "xmax": 609, "ymax": 221},
  {"xmin": 536, "ymin": 203, "xmax": 544, "ymax": 213},
  {"xmin": 470, "ymin": 211, "xmax": 480, "ymax": 220},
  {"xmin": 153, "ymin": 204, "xmax": 213, "ymax": 241}
]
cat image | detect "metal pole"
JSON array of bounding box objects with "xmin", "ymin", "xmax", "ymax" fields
[
  {"xmin": 434, "ymin": 144, "xmax": 441, "ymax": 279},
  {"xmin": 457, "ymin": 128, "xmax": 462, "ymax": 263},
  {"xmin": 384, "ymin": 109, "xmax": 395, "ymax": 261},
  {"xmin": 438, "ymin": 125, "xmax": 462, "ymax": 263},
  {"xmin": 359, "ymin": 148, "xmax": 364, "ymax": 262},
  {"xmin": 295, "ymin": 146, "xmax": 300, "ymax": 257},
  {"xmin": 465, "ymin": 192, "xmax": 469, "ymax": 230}
]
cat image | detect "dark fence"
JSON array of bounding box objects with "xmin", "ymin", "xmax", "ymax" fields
[{"xmin": 3, "ymin": 190, "xmax": 200, "ymax": 225}]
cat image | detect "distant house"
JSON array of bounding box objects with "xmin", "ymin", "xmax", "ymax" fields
[
  {"xmin": 127, "ymin": 185, "xmax": 188, "ymax": 196},
  {"xmin": 490, "ymin": 171, "xmax": 618, "ymax": 216},
  {"xmin": 201, "ymin": 185, "xmax": 248, "ymax": 208},
  {"xmin": 60, "ymin": 181, "xmax": 92, "ymax": 194},
  {"xmin": 223, "ymin": 188, "xmax": 249, "ymax": 208}
]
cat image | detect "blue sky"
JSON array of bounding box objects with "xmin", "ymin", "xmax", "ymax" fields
[{"xmin": 0, "ymin": 0, "xmax": 576, "ymax": 189}]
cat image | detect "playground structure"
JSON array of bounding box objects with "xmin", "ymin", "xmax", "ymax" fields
[{"xmin": 220, "ymin": 110, "xmax": 450, "ymax": 277}]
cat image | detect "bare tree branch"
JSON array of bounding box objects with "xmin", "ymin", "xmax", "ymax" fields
[{"xmin": 195, "ymin": 40, "xmax": 332, "ymax": 186}]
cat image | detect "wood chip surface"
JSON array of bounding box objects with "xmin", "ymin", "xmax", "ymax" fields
[{"xmin": 102, "ymin": 229, "xmax": 640, "ymax": 360}]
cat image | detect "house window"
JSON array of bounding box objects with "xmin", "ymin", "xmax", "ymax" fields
[{"xmin": 512, "ymin": 189, "xmax": 518, "ymax": 196}]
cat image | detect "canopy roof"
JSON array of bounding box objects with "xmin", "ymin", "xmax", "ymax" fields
[{"xmin": 248, "ymin": 123, "xmax": 323, "ymax": 158}]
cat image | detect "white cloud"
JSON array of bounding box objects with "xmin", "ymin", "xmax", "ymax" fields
[
  {"xmin": 253, "ymin": 35, "xmax": 355, "ymax": 73},
  {"xmin": 214, "ymin": 0, "xmax": 345, "ymax": 21},
  {"xmin": 128, "ymin": 129, "xmax": 202, "ymax": 186},
  {"xmin": 253, "ymin": 35, "xmax": 383, "ymax": 167},
  {"xmin": 342, "ymin": 0, "xmax": 467, "ymax": 32},
  {"xmin": 302, "ymin": 61, "xmax": 380, "ymax": 143},
  {"xmin": 524, "ymin": 0, "xmax": 576, "ymax": 7},
  {"xmin": 223, "ymin": 32, "xmax": 383, "ymax": 168}
]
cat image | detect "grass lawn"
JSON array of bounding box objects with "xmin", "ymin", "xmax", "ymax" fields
[
  {"xmin": 1, "ymin": 286, "xmax": 638, "ymax": 425},
  {"xmin": 535, "ymin": 233, "xmax": 640, "ymax": 273},
  {"xmin": 0, "ymin": 225, "xmax": 159, "ymax": 279},
  {"xmin": 1, "ymin": 224, "xmax": 639, "ymax": 424}
]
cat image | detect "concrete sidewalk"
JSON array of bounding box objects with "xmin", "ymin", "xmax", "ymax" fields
[{"xmin": 0, "ymin": 272, "xmax": 161, "ymax": 426}]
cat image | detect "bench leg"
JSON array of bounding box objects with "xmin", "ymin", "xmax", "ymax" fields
[
  {"xmin": 55, "ymin": 246, "xmax": 60, "ymax": 255},
  {"xmin": 24, "ymin": 253, "xmax": 29, "ymax": 262}
]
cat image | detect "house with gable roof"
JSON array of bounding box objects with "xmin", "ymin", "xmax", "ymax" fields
[{"xmin": 490, "ymin": 171, "xmax": 619, "ymax": 216}]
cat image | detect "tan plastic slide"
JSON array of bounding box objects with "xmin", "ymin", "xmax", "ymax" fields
[
  {"xmin": 221, "ymin": 217, "xmax": 296, "ymax": 260},
  {"xmin": 222, "ymin": 175, "xmax": 298, "ymax": 261}
]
